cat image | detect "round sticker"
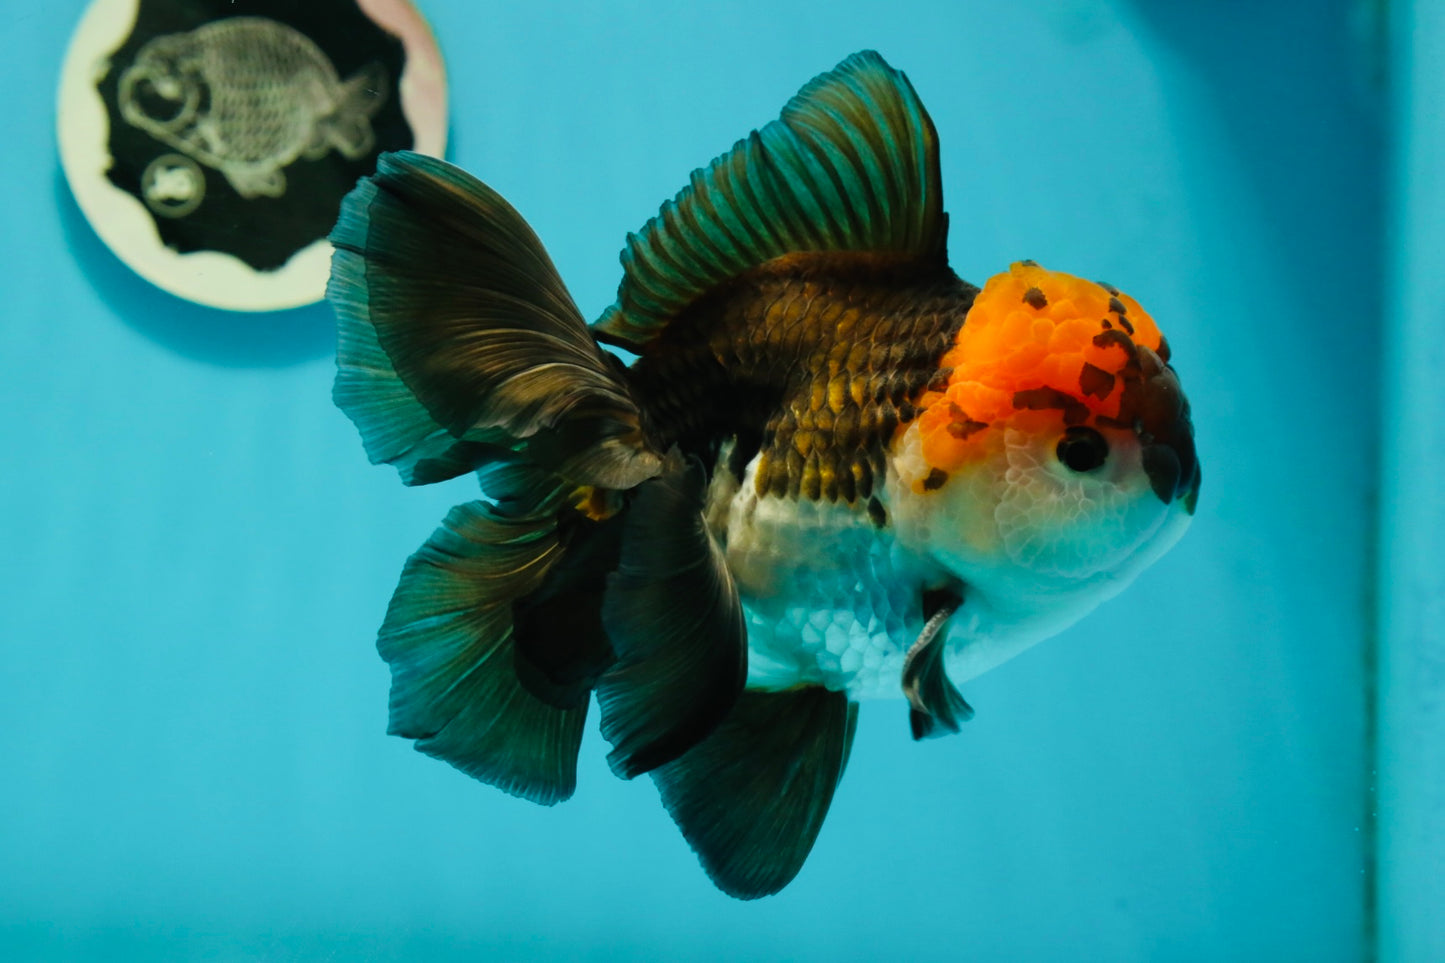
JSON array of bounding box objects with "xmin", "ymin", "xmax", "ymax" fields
[{"xmin": 57, "ymin": 0, "xmax": 448, "ymax": 312}]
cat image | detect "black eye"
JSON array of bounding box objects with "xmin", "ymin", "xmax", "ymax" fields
[{"xmin": 1057, "ymin": 426, "xmax": 1109, "ymax": 473}]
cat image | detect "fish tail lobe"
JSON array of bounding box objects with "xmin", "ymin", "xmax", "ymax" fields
[
  {"xmin": 331, "ymin": 153, "xmax": 747, "ymax": 801},
  {"xmin": 376, "ymin": 450, "xmax": 750, "ymax": 806},
  {"xmin": 328, "ymin": 150, "xmax": 660, "ymax": 490},
  {"xmin": 378, "ymin": 492, "xmax": 590, "ymax": 805}
]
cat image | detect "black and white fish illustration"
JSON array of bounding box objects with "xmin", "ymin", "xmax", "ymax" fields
[{"xmin": 118, "ymin": 16, "xmax": 386, "ymax": 200}]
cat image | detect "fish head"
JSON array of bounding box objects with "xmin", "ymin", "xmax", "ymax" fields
[
  {"xmin": 893, "ymin": 261, "xmax": 1199, "ymax": 618},
  {"xmin": 119, "ymin": 35, "xmax": 205, "ymax": 135}
]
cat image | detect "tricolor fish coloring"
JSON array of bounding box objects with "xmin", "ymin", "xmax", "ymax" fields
[{"xmin": 326, "ymin": 50, "xmax": 1200, "ymax": 899}]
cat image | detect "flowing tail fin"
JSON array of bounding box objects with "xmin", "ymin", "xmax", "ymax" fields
[
  {"xmin": 378, "ymin": 495, "xmax": 587, "ymax": 805},
  {"xmin": 328, "ymin": 151, "xmax": 744, "ymax": 804},
  {"xmin": 329, "ymin": 151, "xmax": 659, "ymax": 491}
]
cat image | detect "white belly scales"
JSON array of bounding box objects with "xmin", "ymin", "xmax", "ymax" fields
[{"xmin": 706, "ymin": 455, "xmax": 945, "ymax": 700}]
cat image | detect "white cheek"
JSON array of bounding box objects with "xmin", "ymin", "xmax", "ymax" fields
[{"xmin": 994, "ymin": 429, "xmax": 1161, "ymax": 578}]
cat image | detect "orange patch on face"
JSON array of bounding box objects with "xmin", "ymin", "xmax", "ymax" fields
[{"xmin": 913, "ymin": 262, "xmax": 1164, "ymax": 473}]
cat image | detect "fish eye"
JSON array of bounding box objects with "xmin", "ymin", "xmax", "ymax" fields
[{"xmin": 1056, "ymin": 426, "xmax": 1109, "ymax": 473}]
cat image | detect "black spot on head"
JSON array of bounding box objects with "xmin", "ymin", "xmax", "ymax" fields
[
  {"xmin": 922, "ymin": 468, "xmax": 948, "ymax": 491},
  {"xmin": 1022, "ymin": 287, "xmax": 1048, "ymax": 309},
  {"xmin": 1101, "ymin": 318, "xmax": 1113, "ymax": 329},
  {"xmin": 1013, "ymin": 387, "xmax": 1090, "ymax": 426},
  {"xmin": 1157, "ymin": 335, "xmax": 1172, "ymax": 363},
  {"xmin": 1079, "ymin": 363, "xmax": 1116, "ymax": 400},
  {"xmin": 1093, "ymin": 329, "xmax": 1138, "ymax": 358},
  {"xmin": 944, "ymin": 402, "xmax": 988, "ymax": 440},
  {"xmin": 946, "ymin": 418, "xmax": 988, "ymax": 440},
  {"xmin": 1108, "ymin": 296, "xmax": 1128, "ymax": 316},
  {"xmin": 1118, "ymin": 316, "xmax": 1135, "ymax": 336},
  {"xmin": 1020, "ymin": 259, "xmax": 1038, "ymax": 267},
  {"xmin": 1097, "ymin": 281, "xmax": 1120, "ymax": 295},
  {"xmin": 867, "ymin": 496, "xmax": 888, "ymax": 528}
]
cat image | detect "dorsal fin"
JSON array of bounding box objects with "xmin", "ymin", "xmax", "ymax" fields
[{"xmin": 592, "ymin": 50, "xmax": 948, "ymax": 352}]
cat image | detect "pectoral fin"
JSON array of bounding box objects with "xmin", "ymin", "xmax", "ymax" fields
[{"xmin": 902, "ymin": 588, "xmax": 974, "ymax": 740}]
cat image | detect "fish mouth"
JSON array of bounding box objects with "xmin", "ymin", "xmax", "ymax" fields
[{"xmin": 1132, "ymin": 346, "xmax": 1200, "ymax": 514}]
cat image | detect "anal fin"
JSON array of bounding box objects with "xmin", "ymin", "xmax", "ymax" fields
[
  {"xmin": 652, "ymin": 687, "xmax": 859, "ymax": 900},
  {"xmin": 902, "ymin": 588, "xmax": 974, "ymax": 740},
  {"xmin": 596, "ymin": 451, "xmax": 747, "ymax": 778}
]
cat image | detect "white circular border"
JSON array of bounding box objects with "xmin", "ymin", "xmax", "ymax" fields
[{"xmin": 56, "ymin": 0, "xmax": 448, "ymax": 312}]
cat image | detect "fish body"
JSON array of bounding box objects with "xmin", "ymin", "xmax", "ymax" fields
[
  {"xmin": 119, "ymin": 17, "xmax": 386, "ymax": 198},
  {"xmin": 327, "ymin": 51, "xmax": 1199, "ymax": 899},
  {"xmin": 626, "ymin": 264, "xmax": 968, "ymax": 698},
  {"xmin": 630, "ymin": 260, "xmax": 1193, "ymax": 701}
]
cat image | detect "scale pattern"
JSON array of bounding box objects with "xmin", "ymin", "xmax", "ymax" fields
[{"xmin": 628, "ymin": 257, "xmax": 978, "ymax": 507}]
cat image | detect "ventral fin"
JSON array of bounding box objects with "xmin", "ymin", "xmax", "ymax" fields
[
  {"xmin": 596, "ymin": 451, "xmax": 747, "ymax": 779},
  {"xmin": 652, "ymin": 687, "xmax": 859, "ymax": 900},
  {"xmin": 592, "ymin": 50, "xmax": 949, "ymax": 352},
  {"xmin": 378, "ymin": 501, "xmax": 587, "ymax": 805},
  {"xmin": 902, "ymin": 588, "xmax": 974, "ymax": 740}
]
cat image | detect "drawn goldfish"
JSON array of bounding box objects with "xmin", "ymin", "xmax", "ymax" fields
[
  {"xmin": 119, "ymin": 17, "xmax": 385, "ymax": 199},
  {"xmin": 327, "ymin": 50, "xmax": 1199, "ymax": 899}
]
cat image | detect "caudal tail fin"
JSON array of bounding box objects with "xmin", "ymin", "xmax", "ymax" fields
[
  {"xmin": 327, "ymin": 151, "xmax": 743, "ymax": 804},
  {"xmin": 328, "ymin": 151, "xmax": 659, "ymax": 490}
]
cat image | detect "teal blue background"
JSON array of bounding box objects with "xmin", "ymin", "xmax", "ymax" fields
[{"xmin": 1, "ymin": 1, "xmax": 1384, "ymax": 959}]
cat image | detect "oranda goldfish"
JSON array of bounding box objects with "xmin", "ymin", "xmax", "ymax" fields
[{"xmin": 327, "ymin": 50, "xmax": 1199, "ymax": 900}]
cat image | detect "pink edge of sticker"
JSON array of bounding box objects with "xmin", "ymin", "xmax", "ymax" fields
[{"xmin": 355, "ymin": 0, "xmax": 448, "ymax": 157}]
